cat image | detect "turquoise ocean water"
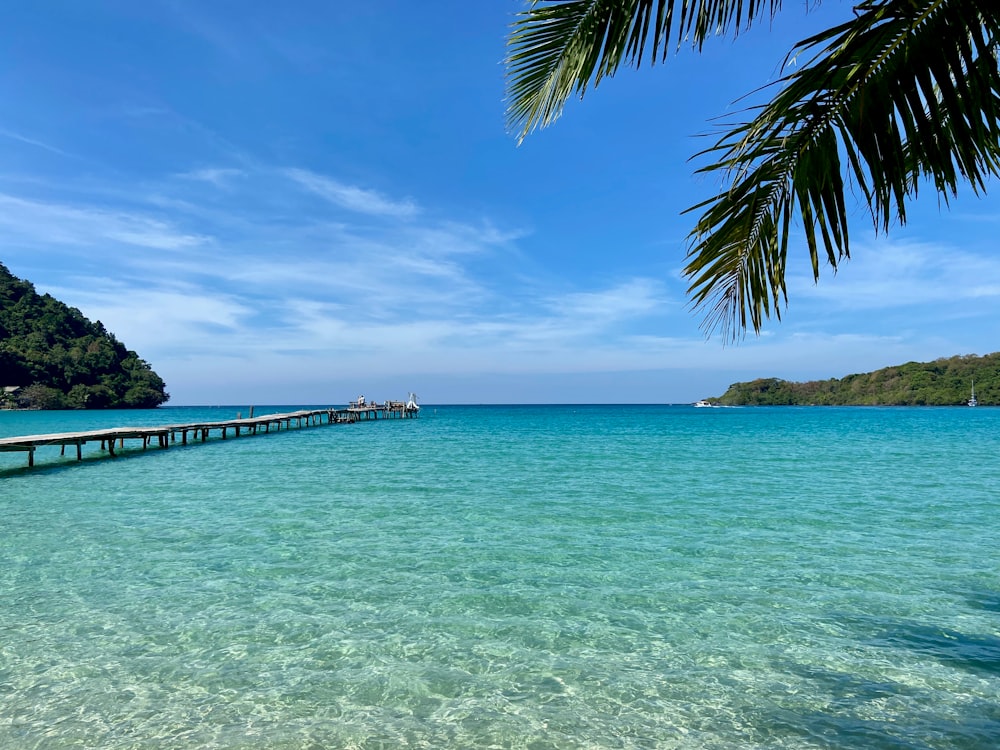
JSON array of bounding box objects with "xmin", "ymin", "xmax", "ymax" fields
[{"xmin": 1, "ymin": 404, "xmax": 998, "ymax": 748}]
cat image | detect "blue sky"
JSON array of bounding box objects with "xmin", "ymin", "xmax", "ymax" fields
[{"xmin": 2, "ymin": 1, "xmax": 997, "ymax": 405}]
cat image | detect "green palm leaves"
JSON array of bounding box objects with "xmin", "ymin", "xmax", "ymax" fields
[{"xmin": 506, "ymin": 0, "xmax": 1000, "ymax": 339}]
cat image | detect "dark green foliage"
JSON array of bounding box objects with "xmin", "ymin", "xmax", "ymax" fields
[
  {"xmin": 714, "ymin": 353, "xmax": 999, "ymax": 406},
  {"xmin": 0, "ymin": 263, "xmax": 169, "ymax": 410}
]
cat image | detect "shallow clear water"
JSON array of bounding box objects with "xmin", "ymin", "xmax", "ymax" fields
[{"xmin": 1, "ymin": 405, "xmax": 998, "ymax": 748}]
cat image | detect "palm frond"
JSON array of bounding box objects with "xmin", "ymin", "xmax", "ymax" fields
[
  {"xmin": 506, "ymin": 0, "xmax": 785, "ymax": 142},
  {"xmin": 685, "ymin": 0, "xmax": 1000, "ymax": 339}
]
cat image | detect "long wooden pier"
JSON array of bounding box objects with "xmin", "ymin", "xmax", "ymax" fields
[{"xmin": 0, "ymin": 400, "xmax": 418, "ymax": 469}]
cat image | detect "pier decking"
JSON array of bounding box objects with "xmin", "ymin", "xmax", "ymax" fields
[{"xmin": 0, "ymin": 401, "xmax": 418, "ymax": 469}]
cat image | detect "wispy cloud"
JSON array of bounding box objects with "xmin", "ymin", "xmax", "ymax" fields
[
  {"xmin": 546, "ymin": 279, "xmax": 668, "ymax": 321},
  {"xmin": 0, "ymin": 128, "xmax": 69, "ymax": 156},
  {"xmin": 789, "ymin": 239, "xmax": 1000, "ymax": 310},
  {"xmin": 45, "ymin": 278, "xmax": 256, "ymax": 354},
  {"xmin": 175, "ymin": 167, "xmax": 246, "ymax": 188},
  {"xmin": 118, "ymin": 104, "xmax": 175, "ymax": 120},
  {"xmin": 284, "ymin": 168, "xmax": 420, "ymax": 218},
  {"xmin": 0, "ymin": 194, "xmax": 208, "ymax": 250}
]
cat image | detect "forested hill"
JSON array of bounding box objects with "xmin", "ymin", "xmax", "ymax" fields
[
  {"xmin": 0, "ymin": 263, "xmax": 169, "ymax": 409},
  {"xmin": 713, "ymin": 353, "xmax": 999, "ymax": 406}
]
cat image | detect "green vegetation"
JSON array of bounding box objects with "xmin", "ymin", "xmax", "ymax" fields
[
  {"xmin": 506, "ymin": 2, "xmax": 1000, "ymax": 338},
  {"xmin": 0, "ymin": 263, "xmax": 169, "ymax": 409},
  {"xmin": 712, "ymin": 354, "xmax": 999, "ymax": 406}
]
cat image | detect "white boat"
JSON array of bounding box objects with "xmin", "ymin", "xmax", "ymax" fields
[
  {"xmin": 405, "ymin": 392, "xmax": 420, "ymax": 412},
  {"xmin": 968, "ymin": 380, "xmax": 978, "ymax": 407},
  {"xmin": 693, "ymin": 400, "xmax": 713, "ymax": 408}
]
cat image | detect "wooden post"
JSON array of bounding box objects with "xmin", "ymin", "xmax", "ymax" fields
[
  {"xmin": 76, "ymin": 442, "xmax": 82, "ymax": 461},
  {"xmin": 27, "ymin": 447, "xmax": 34, "ymax": 468}
]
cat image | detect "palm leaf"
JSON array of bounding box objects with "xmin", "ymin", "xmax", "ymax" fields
[
  {"xmin": 506, "ymin": 0, "xmax": 785, "ymax": 141},
  {"xmin": 685, "ymin": 0, "xmax": 1000, "ymax": 339}
]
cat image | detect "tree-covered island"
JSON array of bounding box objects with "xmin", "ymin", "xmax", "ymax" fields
[
  {"xmin": 710, "ymin": 353, "xmax": 998, "ymax": 406},
  {"xmin": 0, "ymin": 263, "xmax": 169, "ymax": 409}
]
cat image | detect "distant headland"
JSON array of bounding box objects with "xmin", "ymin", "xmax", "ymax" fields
[
  {"xmin": 0, "ymin": 263, "xmax": 169, "ymax": 410},
  {"xmin": 707, "ymin": 353, "xmax": 997, "ymax": 406}
]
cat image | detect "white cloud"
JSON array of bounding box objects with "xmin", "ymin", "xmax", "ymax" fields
[
  {"xmin": 45, "ymin": 279, "xmax": 256, "ymax": 355},
  {"xmin": 0, "ymin": 128, "xmax": 68, "ymax": 156},
  {"xmin": 175, "ymin": 167, "xmax": 246, "ymax": 187},
  {"xmin": 789, "ymin": 238, "xmax": 1000, "ymax": 310},
  {"xmin": 284, "ymin": 168, "xmax": 419, "ymax": 218},
  {"xmin": 546, "ymin": 278, "xmax": 668, "ymax": 321},
  {"xmin": 0, "ymin": 194, "xmax": 207, "ymax": 250}
]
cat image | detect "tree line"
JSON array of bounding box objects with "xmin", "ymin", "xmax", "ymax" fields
[
  {"xmin": 0, "ymin": 263, "xmax": 169, "ymax": 409},
  {"xmin": 712, "ymin": 353, "xmax": 998, "ymax": 406}
]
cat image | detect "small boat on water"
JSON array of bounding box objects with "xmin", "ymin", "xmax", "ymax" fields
[
  {"xmin": 968, "ymin": 380, "xmax": 978, "ymax": 407},
  {"xmin": 693, "ymin": 400, "xmax": 713, "ymax": 408},
  {"xmin": 406, "ymin": 392, "xmax": 420, "ymax": 412}
]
